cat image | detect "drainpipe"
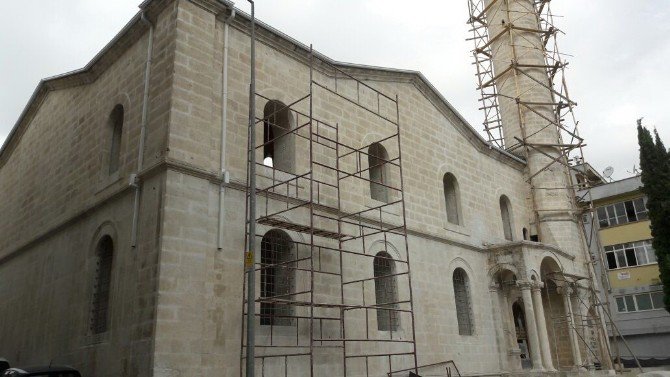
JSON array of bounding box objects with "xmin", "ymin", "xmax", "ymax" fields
[
  {"xmin": 131, "ymin": 12, "xmax": 155, "ymax": 248},
  {"xmin": 217, "ymin": 3, "xmax": 236, "ymax": 250}
]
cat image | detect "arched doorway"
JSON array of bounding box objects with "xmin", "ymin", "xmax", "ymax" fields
[{"xmin": 540, "ymin": 257, "xmax": 575, "ymax": 370}]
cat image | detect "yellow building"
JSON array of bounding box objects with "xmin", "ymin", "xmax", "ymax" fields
[{"xmin": 582, "ymin": 175, "xmax": 669, "ymax": 367}]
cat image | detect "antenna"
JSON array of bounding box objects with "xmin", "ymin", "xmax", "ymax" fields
[{"xmin": 627, "ymin": 165, "xmax": 640, "ymax": 176}]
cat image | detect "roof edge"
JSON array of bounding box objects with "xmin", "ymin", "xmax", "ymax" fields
[{"xmin": 1, "ymin": 0, "xmax": 524, "ymax": 168}]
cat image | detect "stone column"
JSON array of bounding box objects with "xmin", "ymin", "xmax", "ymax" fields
[
  {"xmin": 531, "ymin": 282, "xmax": 555, "ymax": 371},
  {"xmin": 499, "ymin": 288, "xmax": 522, "ymax": 371},
  {"xmin": 490, "ymin": 283, "xmax": 508, "ymax": 372},
  {"xmin": 561, "ymin": 286, "xmax": 583, "ymax": 369},
  {"xmin": 519, "ymin": 281, "xmax": 544, "ymax": 371}
]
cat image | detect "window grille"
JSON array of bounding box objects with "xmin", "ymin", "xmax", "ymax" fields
[
  {"xmin": 369, "ymin": 143, "xmax": 390, "ymax": 203},
  {"xmin": 91, "ymin": 236, "xmax": 114, "ymax": 334},
  {"xmin": 374, "ymin": 252, "xmax": 399, "ymax": 331},
  {"xmin": 453, "ymin": 268, "xmax": 474, "ymax": 335},
  {"xmin": 260, "ymin": 230, "xmax": 295, "ymax": 326}
]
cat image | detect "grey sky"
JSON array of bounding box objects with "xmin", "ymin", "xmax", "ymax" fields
[{"xmin": 1, "ymin": 1, "xmax": 667, "ymax": 180}]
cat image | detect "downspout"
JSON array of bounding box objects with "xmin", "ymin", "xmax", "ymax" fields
[
  {"xmin": 131, "ymin": 12, "xmax": 155, "ymax": 248},
  {"xmin": 217, "ymin": 3, "xmax": 236, "ymax": 250}
]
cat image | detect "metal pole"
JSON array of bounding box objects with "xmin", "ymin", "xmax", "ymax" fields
[{"xmin": 246, "ymin": 1, "xmax": 257, "ymax": 376}]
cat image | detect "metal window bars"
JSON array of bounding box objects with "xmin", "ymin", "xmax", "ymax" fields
[{"xmin": 240, "ymin": 46, "xmax": 419, "ymax": 377}]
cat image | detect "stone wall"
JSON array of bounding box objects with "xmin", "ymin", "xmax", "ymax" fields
[
  {"xmin": 0, "ymin": 2, "xmax": 178, "ymax": 375},
  {"xmin": 149, "ymin": 1, "xmax": 536, "ymax": 375},
  {"xmin": 0, "ymin": 0, "xmax": 596, "ymax": 375}
]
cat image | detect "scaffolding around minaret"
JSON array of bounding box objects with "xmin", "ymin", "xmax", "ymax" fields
[{"xmin": 467, "ymin": 0, "xmax": 642, "ymax": 372}]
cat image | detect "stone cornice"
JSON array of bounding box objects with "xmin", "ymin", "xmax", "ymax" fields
[
  {"xmin": 0, "ymin": 157, "xmax": 492, "ymax": 265},
  {"xmin": 486, "ymin": 240, "xmax": 576, "ymax": 262},
  {"xmin": 188, "ymin": 0, "xmax": 231, "ymax": 15}
]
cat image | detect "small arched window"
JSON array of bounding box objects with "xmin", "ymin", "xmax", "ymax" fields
[
  {"xmin": 499, "ymin": 195, "xmax": 514, "ymax": 241},
  {"xmin": 260, "ymin": 229, "xmax": 295, "ymax": 326},
  {"xmin": 373, "ymin": 252, "xmax": 399, "ymax": 331},
  {"xmin": 443, "ymin": 173, "xmax": 461, "ymax": 225},
  {"xmin": 108, "ymin": 105, "xmax": 124, "ymax": 174},
  {"xmin": 453, "ymin": 268, "xmax": 474, "ymax": 335},
  {"xmin": 369, "ymin": 143, "xmax": 390, "ymax": 203},
  {"xmin": 91, "ymin": 235, "xmax": 114, "ymax": 334},
  {"xmin": 263, "ymin": 100, "xmax": 295, "ymax": 173}
]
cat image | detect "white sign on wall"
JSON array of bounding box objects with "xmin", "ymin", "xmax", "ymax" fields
[{"xmin": 617, "ymin": 272, "xmax": 631, "ymax": 280}]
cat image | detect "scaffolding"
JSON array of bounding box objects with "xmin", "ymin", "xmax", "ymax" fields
[
  {"xmin": 240, "ymin": 46, "xmax": 419, "ymax": 377},
  {"xmin": 467, "ymin": 0, "xmax": 627, "ymax": 372}
]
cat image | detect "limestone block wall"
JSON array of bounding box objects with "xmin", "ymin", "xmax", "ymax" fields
[
  {"xmin": 0, "ymin": 172, "xmax": 164, "ymax": 376},
  {"xmin": 0, "ymin": 1, "xmax": 178, "ymax": 258},
  {"xmin": 149, "ymin": 2, "xmax": 540, "ymax": 375},
  {"xmin": 0, "ymin": 2, "xmax": 178, "ymax": 375}
]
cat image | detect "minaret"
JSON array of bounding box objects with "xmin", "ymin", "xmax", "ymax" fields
[
  {"xmin": 470, "ymin": 3, "xmax": 615, "ymax": 371},
  {"xmin": 479, "ymin": 0, "xmax": 582, "ymax": 252}
]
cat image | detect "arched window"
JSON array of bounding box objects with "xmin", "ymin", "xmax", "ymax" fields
[
  {"xmin": 91, "ymin": 235, "xmax": 114, "ymax": 334},
  {"xmin": 499, "ymin": 195, "xmax": 514, "ymax": 241},
  {"xmin": 443, "ymin": 173, "xmax": 461, "ymax": 225},
  {"xmin": 453, "ymin": 268, "xmax": 474, "ymax": 335},
  {"xmin": 263, "ymin": 100, "xmax": 295, "ymax": 173},
  {"xmin": 260, "ymin": 229, "xmax": 295, "ymax": 326},
  {"xmin": 368, "ymin": 143, "xmax": 390, "ymax": 203},
  {"xmin": 108, "ymin": 105, "xmax": 124, "ymax": 174},
  {"xmin": 373, "ymin": 252, "xmax": 399, "ymax": 331}
]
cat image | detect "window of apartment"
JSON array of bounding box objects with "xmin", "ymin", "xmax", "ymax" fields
[
  {"xmin": 374, "ymin": 252, "xmax": 399, "ymax": 331},
  {"xmin": 369, "ymin": 143, "xmax": 390, "ymax": 203},
  {"xmin": 108, "ymin": 105, "xmax": 124, "ymax": 174},
  {"xmin": 615, "ymin": 291, "xmax": 664, "ymax": 313},
  {"xmin": 597, "ymin": 197, "xmax": 648, "ymax": 228},
  {"xmin": 91, "ymin": 235, "xmax": 114, "ymax": 334},
  {"xmin": 260, "ymin": 229, "xmax": 295, "ymax": 326},
  {"xmin": 263, "ymin": 100, "xmax": 295, "ymax": 173},
  {"xmin": 604, "ymin": 240, "xmax": 656, "ymax": 269},
  {"xmin": 443, "ymin": 173, "xmax": 461, "ymax": 225},
  {"xmin": 499, "ymin": 195, "xmax": 514, "ymax": 241},
  {"xmin": 453, "ymin": 268, "xmax": 474, "ymax": 335}
]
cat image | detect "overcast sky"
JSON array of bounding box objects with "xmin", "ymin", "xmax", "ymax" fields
[{"xmin": 1, "ymin": 1, "xmax": 667, "ymax": 180}]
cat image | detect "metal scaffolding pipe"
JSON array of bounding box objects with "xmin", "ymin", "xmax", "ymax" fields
[{"xmin": 245, "ymin": 1, "xmax": 257, "ymax": 376}]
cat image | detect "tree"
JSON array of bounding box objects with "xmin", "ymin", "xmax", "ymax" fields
[{"xmin": 637, "ymin": 119, "xmax": 670, "ymax": 313}]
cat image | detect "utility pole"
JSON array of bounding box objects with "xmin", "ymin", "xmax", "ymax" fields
[{"xmin": 245, "ymin": 1, "xmax": 256, "ymax": 376}]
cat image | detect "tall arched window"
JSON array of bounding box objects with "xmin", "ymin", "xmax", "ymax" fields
[
  {"xmin": 443, "ymin": 173, "xmax": 461, "ymax": 225},
  {"xmin": 369, "ymin": 143, "xmax": 390, "ymax": 203},
  {"xmin": 108, "ymin": 105, "xmax": 124, "ymax": 174},
  {"xmin": 373, "ymin": 252, "xmax": 399, "ymax": 331},
  {"xmin": 260, "ymin": 229, "xmax": 295, "ymax": 326},
  {"xmin": 453, "ymin": 268, "xmax": 474, "ymax": 335},
  {"xmin": 263, "ymin": 100, "xmax": 295, "ymax": 173},
  {"xmin": 91, "ymin": 235, "xmax": 114, "ymax": 334},
  {"xmin": 499, "ymin": 195, "xmax": 514, "ymax": 241}
]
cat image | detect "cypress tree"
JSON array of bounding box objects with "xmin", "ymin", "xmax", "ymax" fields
[{"xmin": 637, "ymin": 120, "xmax": 670, "ymax": 313}]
